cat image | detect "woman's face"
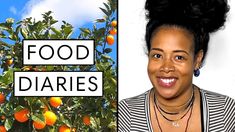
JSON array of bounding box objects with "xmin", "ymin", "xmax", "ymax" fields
[{"xmin": 148, "ymin": 26, "xmax": 203, "ymax": 99}]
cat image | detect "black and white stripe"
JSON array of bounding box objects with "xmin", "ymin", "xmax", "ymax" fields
[
  {"xmin": 202, "ymin": 90, "xmax": 235, "ymax": 132},
  {"xmin": 119, "ymin": 91, "xmax": 150, "ymax": 131},
  {"xmin": 118, "ymin": 89, "xmax": 235, "ymax": 132}
]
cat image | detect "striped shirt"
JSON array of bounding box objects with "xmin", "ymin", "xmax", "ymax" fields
[{"xmin": 118, "ymin": 88, "xmax": 235, "ymax": 132}]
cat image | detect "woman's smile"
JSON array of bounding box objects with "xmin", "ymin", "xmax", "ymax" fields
[{"xmin": 157, "ymin": 77, "xmax": 178, "ymax": 88}]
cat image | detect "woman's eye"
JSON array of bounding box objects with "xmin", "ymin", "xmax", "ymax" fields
[
  {"xmin": 175, "ymin": 56, "xmax": 184, "ymax": 60},
  {"xmin": 153, "ymin": 54, "xmax": 162, "ymax": 58}
]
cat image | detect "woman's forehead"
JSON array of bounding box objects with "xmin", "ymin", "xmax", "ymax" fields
[{"xmin": 150, "ymin": 26, "xmax": 194, "ymax": 53}]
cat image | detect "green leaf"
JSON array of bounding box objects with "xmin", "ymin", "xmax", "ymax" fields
[
  {"xmin": 104, "ymin": 48, "xmax": 112, "ymax": 53},
  {"xmin": 110, "ymin": 78, "xmax": 117, "ymax": 86},
  {"xmin": 15, "ymin": 25, "xmax": 21, "ymax": 36},
  {"xmin": 6, "ymin": 18, "xmax": 14, "ymax": 24},
  {"xmin": 32, "ymin": 114, "xmax": 45, "ymax": 123},
  {"xmin": 50, "ymin": 34, "xmax": 58, "ymax": 39},
  {"xmin": 101, "ymin": 54, "xmax": 111, "ymax": 60},
  {"xmin": 4, "ymin": 118, "xmax": 14, "ymax": 131},
  {"xmin": 0, "ymin": 32, "xmax": 7, "ymax": 38},
  {"xmin": 110, "ymin": 108, "xmax": 116, "ymax": 113},
  {"xmin": 109, "ymin": 0, "xmax": 117, "ymax": 11},
  {"xmin": 50, "ymin": 19, "xmax": 58, "ymax": 25},
  {"xmin": 79, "ymin": 28, "xmax": 90, "ymax": 34},
  {"xmin": 49, "ymin": 127, "xmax": 56, "ymax": 132},
  {"xmin": 62, "ymin": 119, "xmax": 71, "ymax": 127},
  {"xmin": 104, "ymin": 3, "xmax": 110, "ymax": 11},
  {"xmin": 46, "ymin": 66, "xmax": 54, "ymax": 71},
  {"xmin": 59, "ymin": 113, "xmax": 71, "ymax": 127},
  {"xmin": 32, "ymin": 33, "xmax": 37, "ymax": 39},
  {"xmin": 99, "ymin": 7, "xmax": 110, "ymax": 16},
  {"xmin": 91, "ymin": 117, "xmax": 100, "ymax": 129},
  {"xmin": 14, "ymin": 105, "xmax": 25, "ymax": 112},
  {"xmin": 108, "ymin": 121, "xmax": 116, "ymax": 129},
  {"xmin": 16, "ymin": 20, "xmax": 22, "ymax": 24},
  {"xmin": 96, "ymin": 64, "xmax": 102, "ymax": 71},
  {"xmin": 20, "ymin": 28, "xmax": 28, "ymax": 39},
  {"xmin": 51, "ymin": 27, "xmax": 62, "ymax": 36},
  {"xmin": 45, "ymin": 11, "xmax": 52, "ymax": 16},
  {"xmin": 2, "ymin": 69, "xmax": 14, "ymax": 85},
  {"xmin": 8, "ymin": 33, "xmax": 18, "ymax": 41},
  {"xmin": 64, "ymin": 27, "xmax": 73, "ymax": 39},
  {"xmin": 95, "ymin": 19, "xmax": 105, "ymax": 23},
  {"xmin": 0, "ymin": 23, "xmax": 9, "ymax": 30},
  {"xmin": 94, "ymin": 28, "xmax": 105, "ymax": 39}
]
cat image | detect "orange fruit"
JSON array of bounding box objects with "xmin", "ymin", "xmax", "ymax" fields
[
  {"xmin": 33, "ymin": 120, "xmax": 46, "ymax": 130},
  {"xmin": 23, "ymin": 66, "xmax": 32, "ymax": 71},
  {"xmin": 0, "ymin": 93, "xmax": 5, "ymax": 104},
  {"xmin": 6, "ymin": 59, "xmax": 13, "ymax": 66},
  {"xmin": 111, "ymin": 20, "xmax": 117, "ymax": 27},
  {"xmin": 0, "ymin": 125, "xmax": 6, "ymax": 132},
  {"xmin": 44, "ymin": 111, "xmax": 57, "ymax": 126},
  {"xmin": 43, "ymin": 106, "xmax": 49, "ymax": 112},
  {"xmin": 1, "ymin": 115, "xmax": 6, "ymax": 120},
  {"xmin": 49, "ymin": 97, "xmax": 62, "ymax": 108},
  {"xmin": 106, "ymin": 35, "xmax": 115, "ymax": 45},
  {"xmin": 14, "ymin": 108, "xmax": 29, "ymax": 123},
  {"xmin": 59, "ymin": 125, "xmax": 70, "ymax": 132},
  {"xmin": 83, "ymin": 115, "xmax": 91, "ymax": 125},
  {"xmin": 41, "ymin": 67, "xmax": 46, "ymax": 72},
  {"xmin": 33, "ymin": 68, "xmax": 38, "ymax": 71},
  {"xmin": 71, "ymin": 128, "xmax": 76, "ymax": 132},
  {"xmin": 109, "ymin": 28, "xmax": 117, "ymax": 35},
  {"xmin": 111, "ymin": 100, "xmax": 117, "ymax": 108}
]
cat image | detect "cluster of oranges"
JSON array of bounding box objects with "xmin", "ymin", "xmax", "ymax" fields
[
  {"xmin": 0, "ymin": 97, "xmax": 91, "ymax": 131},
  {"xmin": 0, "ymin": 93, "xmax": 5, "ymax": 104},
  {"xmin": 0, "ymin": 93, "xmax": 6, "ymax": 132},
  {"xmin": 13, "ymin": 108, "xmax": 57, "ymax": 130},
  {"xmin": 106, "ymin": 20, "xmax": 117, "ymax": 45},
  {"xmin": 33, "ymin": 97, "xmax": 60, "ymax": 130},
  {"xmin": 22, "ymin": 66, "xmax": 47, "ymax": 71}
]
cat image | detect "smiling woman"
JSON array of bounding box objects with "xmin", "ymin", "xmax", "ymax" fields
[{"xmin": 118, "ymin": 0, "xmax": 235, "ymax": 131}]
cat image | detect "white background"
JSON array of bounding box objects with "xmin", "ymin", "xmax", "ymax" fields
[{"xmin": 119, "ymin": 0, "xmax": 235, "ymax": 101}]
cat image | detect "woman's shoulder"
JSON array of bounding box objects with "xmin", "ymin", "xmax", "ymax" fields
[
  {"xmin": 200, "ymin": 88, "xmax": 235, "ymax": 102},
  {"xmin": 119, "ymin": 89, "xmax": 151, "ymax": 108},
  {"xmin": 200, "ymin": 88, "xmax": 235, "ymax": 109},
  {"xmin": 118, "ymin": 89, "xmax": 152, "ymax": 132},
  {"xmin": 200, "ymin": 88, "xmax": 235, "ymax": 131}
]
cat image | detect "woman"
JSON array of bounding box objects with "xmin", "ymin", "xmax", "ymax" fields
[{"xmin": 118, "ymin": 0, "xmax": 235, "ymax": 131}]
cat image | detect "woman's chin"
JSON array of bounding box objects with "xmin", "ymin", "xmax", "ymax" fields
[{"xmin": 155, "ymin": 87, "xmax": 178, "ymax": 99}]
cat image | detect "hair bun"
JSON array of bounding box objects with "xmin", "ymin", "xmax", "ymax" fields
[{"xmin": 145, "ymin": 0, "xmax": 230, "ymax": 33}]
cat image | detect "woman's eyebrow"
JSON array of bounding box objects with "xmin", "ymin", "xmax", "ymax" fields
[
  {"xmin": 173, "ymin": 50, "xmax": 189, "ymax": 55},
  {"xmin": 151, "ymin": 48, "xmax": 189, "ymax": 55},
  {"xmin": 150, "ymin": 48, "xmax": 163, "ymax": 52}
]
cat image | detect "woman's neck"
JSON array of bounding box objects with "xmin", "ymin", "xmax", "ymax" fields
[{"xmin": 154, "ymin": 85, "xmax": 194, "ymax": 113}]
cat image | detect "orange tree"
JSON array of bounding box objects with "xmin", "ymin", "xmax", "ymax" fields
[{"xmin": 0, "ymin": 0, "xmax": 117, "ymax": 131}]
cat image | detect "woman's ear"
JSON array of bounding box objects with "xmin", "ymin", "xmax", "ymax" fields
[{"xmin": 194, "ymin": 50, "xmax": 204, "ymax": 69}]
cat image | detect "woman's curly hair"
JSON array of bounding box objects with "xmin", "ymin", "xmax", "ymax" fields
[{"xmin": 145, "ymin": 0, "xmax": 230, "ymax": 63}]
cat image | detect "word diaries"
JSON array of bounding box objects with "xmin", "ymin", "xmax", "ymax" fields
[{"xmin": 14, "ymin": 40, "xmax": 103, "ymax": 97}]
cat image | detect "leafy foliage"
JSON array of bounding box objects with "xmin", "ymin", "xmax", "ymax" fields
[{"xmin": 0, "ymin": 0, "xmax": 117, "ymax": 131}]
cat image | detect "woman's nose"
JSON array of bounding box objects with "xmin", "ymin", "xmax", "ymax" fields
[{"xmin": 160, "ymin": 59, "xmax": 175, "ymax": 73}]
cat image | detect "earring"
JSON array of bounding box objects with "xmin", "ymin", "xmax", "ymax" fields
[{"xmin": 194, "ymin": 69, "xmax": 200, "ymax": 77}]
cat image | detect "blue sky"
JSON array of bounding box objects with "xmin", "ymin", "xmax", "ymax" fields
[
  {"xmin": 0, "ymin": 0, "xmax": 117, "ymax": 67},
  {"xmin": 0, "ymin": 0, "xmax": 28, "ymax": 22}
]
